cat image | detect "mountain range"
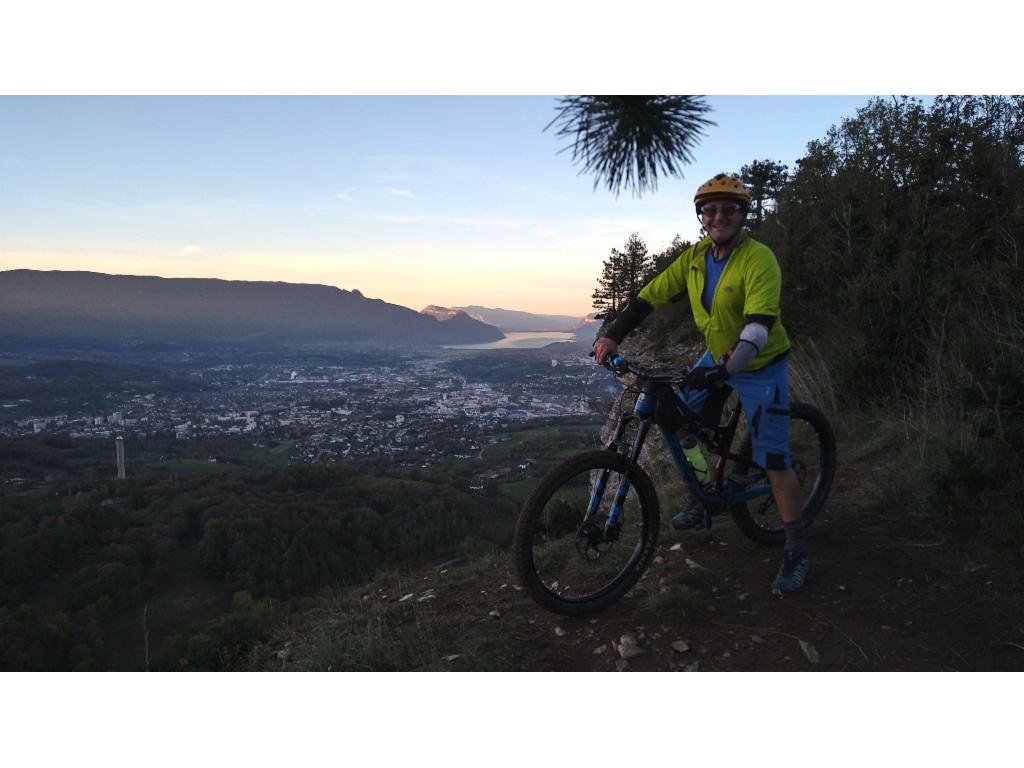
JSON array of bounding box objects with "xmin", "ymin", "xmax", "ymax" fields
[
  {"xmin": 0, "ymin": 270, "xmax": 504, "ymax": 351},
  {"xmin": 453, "ymin": 305, "xmax": 596, "ymax": 332}
]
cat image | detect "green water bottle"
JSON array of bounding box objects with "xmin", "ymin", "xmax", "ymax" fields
[{"xmin": 680, "ymin": 434, "xmax": 710, "ymax": 484}]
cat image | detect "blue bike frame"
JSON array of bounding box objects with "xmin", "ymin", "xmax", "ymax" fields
[{"xmin": 593, "ymin": 367, "xmax": 772, "ymax": 533}]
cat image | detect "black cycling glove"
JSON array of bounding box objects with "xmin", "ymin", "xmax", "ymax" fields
[{"xmin": 686, "ymin": 364, "xmax": 729, "ymax": 389}]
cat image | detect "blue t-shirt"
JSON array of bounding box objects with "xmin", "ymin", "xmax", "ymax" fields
[{"xmin": 701, "ymin": 246, "xmax": 729, "ymax": 312}]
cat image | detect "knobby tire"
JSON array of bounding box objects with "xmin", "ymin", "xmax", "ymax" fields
[
  {"xmin": 729, "ymin": 400, "xmax": 837, "ymax": 546},
  {"xmin": 514, "ymin": 450, "xmax": 660, "ymax": 615}
]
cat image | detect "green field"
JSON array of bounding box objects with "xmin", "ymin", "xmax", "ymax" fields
[
  {"xmin": 497, "ymin": 477, "xmax": 539, "ymax": 505},
  {"xmin": 480, "ymin": 423, "xmax": 601, "ymax": 464},
  {"xmin": 226, "ymin": 440, "xmax": 297, "ymax": 470},
  {"xmin": 158, "ymin": 458, "xmax": 243, "ymax": 476}
]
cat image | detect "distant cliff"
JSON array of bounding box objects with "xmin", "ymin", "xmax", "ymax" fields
[{"xmin": 0, "ymin": 270, "xmax": 504, "ymax": 350}]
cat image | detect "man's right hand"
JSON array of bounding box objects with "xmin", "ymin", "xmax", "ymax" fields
[{"xmin": 592, "ymin": 337, "xmax": 619, "ymax": 364}]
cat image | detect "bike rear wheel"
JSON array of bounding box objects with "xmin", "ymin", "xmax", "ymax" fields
[
  {"xmin": 514, "ymin": 450, "xmax": 659, "ymax": 615},
  {"xmin": 729, "ymin": 401, "xmax": 837, "ymax": 546}
]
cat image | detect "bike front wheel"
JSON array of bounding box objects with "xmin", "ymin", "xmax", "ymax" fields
[
  {"xmin": 729, "ymin": 401, "xmax": 837, "ymax": 546},
  {"xmin": 514, "ymin": 450, "xmax": 660, "ymax": 615}
]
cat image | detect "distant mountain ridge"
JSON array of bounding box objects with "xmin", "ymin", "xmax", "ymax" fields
[
  {"xmin": 0, "ymin": 270, "xmax": 504, "ymax": 350},
  {"xmin": 454, "ymin": 305, "xmax": 597, "ymax": 333}
]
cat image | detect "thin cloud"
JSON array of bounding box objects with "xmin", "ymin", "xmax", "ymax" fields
[
  {"xmin": 180, "ymin": 244, "xmax": 203, "ymax": 256},
  {"xmin": 386, "ymin": 188, "xmax": 415, "ymax": 199},
  {"xmin": 335, "ymin": 188, "xmax": 357, "ymax": 202}
]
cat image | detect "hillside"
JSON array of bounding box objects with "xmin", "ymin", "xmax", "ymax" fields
[
  {"xmin": 0, "ymin": 270, "xmax": 503, "ymax": 350},
  {"xmin": 251, "ymin": 449, "xmax": 1024, "ymax": 671}
]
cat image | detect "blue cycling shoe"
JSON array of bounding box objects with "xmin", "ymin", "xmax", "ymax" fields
[
  {"xmin": 670, "ymin": 500, "xmax": 706, "ymax": 530},
  {"xmin": 772, "ymin": 550, "xmax": 811, "ymax": 596}
]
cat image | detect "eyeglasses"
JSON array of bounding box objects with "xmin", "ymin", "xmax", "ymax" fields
[{"xmin": 699, "ymin": 203, "xmax": 743, "ymax": 219}]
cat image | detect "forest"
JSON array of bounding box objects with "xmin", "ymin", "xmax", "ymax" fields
[{"xmin": 0, "ymin": 417, "xmax": 603, "ymax": 671}]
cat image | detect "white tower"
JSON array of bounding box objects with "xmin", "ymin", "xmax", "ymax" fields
[{"xmin": 116, "ymin": 435, "xmax": 126, "ymax": 480}]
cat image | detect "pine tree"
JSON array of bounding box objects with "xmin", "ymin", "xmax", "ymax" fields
[
  {"xmin": 547, "ymin": 96, "xmax": 714, "ymax": 197},
  {"xmin": 740, "ymin": 159, "xmax": 789, "ymax": 230},
  {"xmin": 592, "ymin": 233, "xmax": 652, "ymax": 317}
]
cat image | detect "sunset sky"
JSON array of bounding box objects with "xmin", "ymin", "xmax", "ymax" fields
[{"xmin": 0, "ymin": 95, "xmax": 878, "ymax": 317}]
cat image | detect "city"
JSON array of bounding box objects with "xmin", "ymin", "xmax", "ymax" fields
[{"xmin": 0, "ymin": 343, "xmax": 616, "ymax": 474}]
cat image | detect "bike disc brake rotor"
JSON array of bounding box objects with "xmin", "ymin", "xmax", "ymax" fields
[{"xmin": 574, "ymin": 520, "xmax": 611, "ymax": 560}]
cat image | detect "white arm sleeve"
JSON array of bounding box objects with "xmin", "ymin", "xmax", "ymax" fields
[{"xmin": 724, "ymin": 322, "xmax": 770, "ymax": 375}]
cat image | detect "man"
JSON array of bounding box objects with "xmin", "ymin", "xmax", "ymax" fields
[{"xmin": 592, "ymin": 173, "xmax": 809, "ymax": 596}]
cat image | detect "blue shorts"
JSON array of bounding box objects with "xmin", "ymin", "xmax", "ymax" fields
[{"xmin": 680, "ymin": 350, "xmax": 792, "ymax": 471}]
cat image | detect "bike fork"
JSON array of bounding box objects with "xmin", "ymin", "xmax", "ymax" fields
[{"xmin": 599, "ymin": 419, "xmax": 651, "ymax": 535}]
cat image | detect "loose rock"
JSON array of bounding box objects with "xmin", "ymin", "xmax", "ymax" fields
[
  {"xmin": 670, "ymin": 640, "xmax": 691, "ymax": 654},
  {"xmin": 798, "ymin": 640, "xmax": 821, "ymax": 664},
  {"xmin": 617, "ymin": 633, "xmax": 647, "ymax": 659},
  {"xmin": 554, "ymin": 626, "xmax": 567, "ymax": 637},
  {"xmin": 488, "ymin": 610, "xmax": 501, "ymax": 618}
]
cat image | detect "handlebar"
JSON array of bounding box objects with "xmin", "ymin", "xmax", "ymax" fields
[{"xmin": 589, "ymin": 350, "xmax": 686, "ymax": 383}]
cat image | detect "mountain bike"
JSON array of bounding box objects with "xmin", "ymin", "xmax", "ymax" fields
[{"xmin": 513, "ymin": 354, "xmax": 837, "ymax": 615}]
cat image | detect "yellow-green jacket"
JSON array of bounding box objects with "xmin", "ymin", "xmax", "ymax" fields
[{"xmin": 638, "ymin": 231, "xmax": 790, "ymax": 370}]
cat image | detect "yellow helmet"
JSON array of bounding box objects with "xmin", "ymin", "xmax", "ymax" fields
[{"xmin": 694, "ymin": 173, "xmax": 751, "ymax": 213}]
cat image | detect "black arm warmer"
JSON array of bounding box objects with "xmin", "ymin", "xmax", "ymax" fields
[
  {"xmin": 744, "ymin": 313, "xmax": 776, "ymax": 329},
  {"xmin": 602, "ymin": 297, "xmax": 654, "ymax": 343}
]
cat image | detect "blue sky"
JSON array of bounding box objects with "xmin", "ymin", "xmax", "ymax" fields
[{"xmin": 1, "ymin": 95, "xmax": 875, "ymax": 316}]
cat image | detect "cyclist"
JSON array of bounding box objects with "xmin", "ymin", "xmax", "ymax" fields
[{"xmin": 592, "ymin": 173, "xmax": 810, "ymax": 596}]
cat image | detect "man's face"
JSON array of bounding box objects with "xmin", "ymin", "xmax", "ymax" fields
[{"xmin": 699, "ymin": 199, "xmax": 745, "ymax": 245}]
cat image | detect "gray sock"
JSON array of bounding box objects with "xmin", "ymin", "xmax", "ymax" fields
[{"xmin": 783, "ymin": 519, "xmax": 807, "ymax": 555}]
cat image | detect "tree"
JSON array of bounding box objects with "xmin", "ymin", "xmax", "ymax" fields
[
  {"xmin": 547, "ymin": 96, "xmax": 714, "ymax": 197},
  {"xmin": 759, "ymin": 95, "xmax": 1024, "ymax": 408},
  {"xmin": 592, "ymin": 233, "xmax": 651, "ymax": 318},
  {"xmin": 740, "ymin": 159, "xmax": 789, "ymax": 230},
  {"xmin": 591, "ymin": 256, "xmax": 624, "ymax": 320}
]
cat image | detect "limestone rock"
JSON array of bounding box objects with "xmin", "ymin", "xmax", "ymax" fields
[{"xmin": 617, "ymin": 633, "xmax": 647, "ymax": 659}]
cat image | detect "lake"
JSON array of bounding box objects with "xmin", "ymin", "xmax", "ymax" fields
[{"xmin": 444, "ymin": 331, "xmax": 578, "ymax": 350}]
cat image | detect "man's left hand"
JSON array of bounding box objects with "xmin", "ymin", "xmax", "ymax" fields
[{"xmin": 686, "ymin": 364, "xmax": 729, "ymax": 389}]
